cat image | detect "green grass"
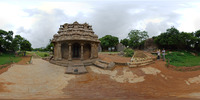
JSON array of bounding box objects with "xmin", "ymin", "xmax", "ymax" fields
[
  {"xmin": 35, "ymin": 51, "xmax": 50, "ymax": 57},
  {"xmin": 0, "ymin": 54, "xmax": 21, "ymax": 65},
  {"xmin": 166, "ymin": 51, "xmax": 200, "ymax": 67},
  {"xmin": 26, "ymin": 51, "xmax": 35, "ymax": 55},
  {"xmin": 26, "ymin": 51, "xmax": 50, "ymax": 57}
]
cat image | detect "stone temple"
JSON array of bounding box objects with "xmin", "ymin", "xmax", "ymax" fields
[
  {"xmin": 50, "ymin": 21, "xmax": 103, "ymax": 74},
  {"xmin": 52, "ymin": 21, "xmax": 100, "ymax": 61}
]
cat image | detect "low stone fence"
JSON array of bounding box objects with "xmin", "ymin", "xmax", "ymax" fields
[{"xmin": 127, "ymin": 51, "xmax": 156, "ymax": 68}]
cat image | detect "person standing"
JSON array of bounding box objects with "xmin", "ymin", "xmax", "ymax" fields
[
  {"xmin": 162, "ymin": 48, "xmax": 165, "ymax": 61},
  {"xmin": 157, "ymin": 49, "xmax": 160, "ymax": 60}
]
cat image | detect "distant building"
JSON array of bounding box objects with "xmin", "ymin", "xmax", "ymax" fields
[
  {"xmin": 116, "ymin": 43, "xmax": 126, "ymax": 52},
  {"xmin": 144, "ymin": 38, "xmax": 157, "ymax": 51}
]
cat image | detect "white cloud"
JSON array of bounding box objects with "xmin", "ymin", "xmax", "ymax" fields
[
  {"xmin": 0, "ymin": 0, "xmax": 200, "ymax": 48},
  {"xmin": 175, "ymin": 2, "xmax": 200, "ymax": 32},
  {"xmin": 39, "ymin": 2, "xmax": 94, "ymax": 17}
]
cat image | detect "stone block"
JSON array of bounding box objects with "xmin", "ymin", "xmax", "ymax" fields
[
  {"xmin": 107, "ymin": 62, "xmax": 115, "ymax": 69},
  {"xmin": 93, "ymin": 60, "xmax": 107, "ymax": 69}
]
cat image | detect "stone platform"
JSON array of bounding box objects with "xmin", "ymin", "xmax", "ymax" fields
[
  {"xmin": 50, "ymin": 58, "xmax": 116, "ymax": 74},
  {"xmin": 49, "ymin": 59, "xmax": 97, "ymax": 67},
  {"xmin": 66, "ymin": 62, "xmax": 87, "ymax": 74},
  {"xmin": 127, "ymin": 51, "xmax": 156, "ymax": 68},
  {"xmin": 93, "ymin": 60, "xmax": 115, "ymax": 70}
]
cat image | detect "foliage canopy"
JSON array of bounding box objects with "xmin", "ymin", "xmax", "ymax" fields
[
  {"xmin": 99, "ymin": 35, "xmax": 119, "ymax": 50},
  {"xmin": 154, "ymin": 27, "xmax": 200, "ymax": 51},
  {"xmin": 0, "ymin": 29, "xmax": 32, "ymax": 53}
]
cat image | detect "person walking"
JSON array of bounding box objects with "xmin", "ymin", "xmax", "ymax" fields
[
  {"xmin": 162, "ymin": 48, "xmax": 165, "ymax": 61},
  {"xmin": 157, "ymin": 49, "xmax": 160, "ymax": 60}
]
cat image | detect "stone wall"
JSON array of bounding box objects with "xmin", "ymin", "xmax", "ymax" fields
[
  {"xmin": 61, "ymin": 43, "xmax": 68, "ymax": 59},
  {"xmin": 93, "ymin": 43, "xmax": 98, "ymax": 58},
  {"xmin": 116, "ymin": 43, "xmax": 126, "ymax": 52},
  {"xmin": 144, "ymin": 38, "xmax": 157, "ymax": 51},
  {"xmin": 83, "ymin": 43, "xmax": 91, "ymax": 59}
]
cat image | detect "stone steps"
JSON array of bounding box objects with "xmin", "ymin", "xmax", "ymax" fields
[
  {"xmin": 49, "ymin": 60, "xmax": 69, "ymax": 67},
  {"xmin": 93, "ymin": 60, "xmax": 115, "ymax": 70},
  {"xmin": 50, "ymin": 58, "xmax": 115, "ymax": 74},
  {"xmin": 128, "ymin": 60, "xmax": 154, "ymax": 68},
  {"xmin": 128, "ymin": 51, "xmax": 155, "ymax": 68},
  {"xmin": 66, "ymin": 62, "xmax": 87, "ymax": 74},
  {"xmin": 49, "ymin": 58, "xmax": 98, "ymax": 67},
  {"xmin": 128, "ymin": 59, "xmax": 153, "ymax": 65}
]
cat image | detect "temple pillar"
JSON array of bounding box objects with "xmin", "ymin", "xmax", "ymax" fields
[
  {"xmin": 53, "ymin": 43, "xmax": 57, "ymax": 60},
  {"xmin": 68, "ymin": 43, "xmax": 72, "ymax": 61},
  {"xmin": 57, "ymin": 43, "xmax": 62, "ymax": 60},
  {"xmin": 96, "ymin": 43, "xmax": 99, "ymax": 58},
  {"xmin": 54, "ymin": 43, "xmax": 61, "ymax": 60},
  {"xmin": 90, "ymin": 43, "xmax": 93, "ymax": 59},
  {"xmin": 81, "ymin": 43, "xmax": 84, "ymax": 60}
]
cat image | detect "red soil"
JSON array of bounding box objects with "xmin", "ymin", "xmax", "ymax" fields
[
  {"xmin": 64, "ymin": 54, "xmax": 200, "ymax": 100},
  {"xmin": 98, "ymin": 54, "xmax": 131, "ymax": 63},
  {"xmin": 16, "ymin": 56, "xmax": 31, "ymax": 65}
]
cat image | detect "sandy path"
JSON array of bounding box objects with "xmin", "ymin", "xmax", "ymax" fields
[{"xmin": 0, "ymin": 58, "xmax": 75, "ymax": 99}]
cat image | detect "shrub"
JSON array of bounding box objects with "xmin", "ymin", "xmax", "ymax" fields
[
  {"xmin": 198, "ymin": 52, "xmax": 200, "ymax": 56},
  {"xmin": 44, "ymin": 54, "xmax": 48, "ymax": 57},
  {"xmin": 124, "ymin": 48, "xmax": 134, "ymax": 57}
]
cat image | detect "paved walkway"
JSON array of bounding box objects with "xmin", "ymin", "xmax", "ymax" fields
[{"xmin": 0, "ymin": 58, "xmax": 75, "ymax": 99}]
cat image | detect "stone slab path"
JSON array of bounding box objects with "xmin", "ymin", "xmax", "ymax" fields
[
  {"xmin": 66, "ymin": 62, "xmax": 87, "ymax": 74},
  {"xmin": 0, "ymin": 58, "xmax": 75, "ymax": 99}
]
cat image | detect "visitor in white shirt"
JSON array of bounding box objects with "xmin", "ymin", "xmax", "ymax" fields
[{"xmin": 162, "ymin": 49, "xmax": 165, "ymax": 61}]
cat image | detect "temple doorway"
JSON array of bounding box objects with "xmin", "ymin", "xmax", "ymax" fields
[{"xmin": 72, "ymin": 43, "xmax": 80, "ymax": 58}]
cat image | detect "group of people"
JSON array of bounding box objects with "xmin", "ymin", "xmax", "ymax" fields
[{"xmin": 157, "ymin": 48, "xmax": 165, "ymax": 61}]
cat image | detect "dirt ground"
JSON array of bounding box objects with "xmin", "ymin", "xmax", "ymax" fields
[
  {"xmin": 98, "ymin": 53, "xmax": 131, "ymax": 63},
  {"xmin": 63, "ymin": 61, "xmax": 200, "ymax": 100},
  {"xmin": 16, "ymin": 56, "xmax": 31, "ymax": 65},
  {"xmin": 0, "ymin": 56, "xmax": 31, "ymax": 75},
  {"xmin": 0, "ymin": 54, "xmax": 200, "ymax": 99}
]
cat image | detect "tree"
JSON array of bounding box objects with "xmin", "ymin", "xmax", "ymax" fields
[
  {"xmin": 128, "ymin": 30, "xmax": 149, "ymax": 48},
  {"xmin": 12, "ymin": 35, "xmax": 24, "ymax": 51},
  {"xmin": 99, "ymin": 35, "xmax": 119, "ymax": 51},
  {"xmin": 154, "ymin": 26, "xmax": 198, "ymax": 50},
  {"xmin": 195, "ymin": 30, "xmax": 200, "ymax": 51},
  {"xmin": 179, "ymin": 32, "xmax": 195, "ymax": 50},
  {"xmin": 12, "ymin": 35, "xmax": 32, "ymax": 52},
  {"xmin": 45, "ymin": 39, "xmax": 54, "ymax": 51},
  {"xmin": 0, "ymin": 29, "xmax": 32, "ymax": 54},
  {"xmin": 120, "ymin": 38, "xmax": 129, "ymax": 47},
  {"xmin": 0, "ymin": 29, "xmax": 13, "ymax": 52},
  {"xmin": 195, "ymin": 30, "xmax": 200, "ymax": 38},
  {"xmin": 21, "ymin": 39, "xmax": 32, "ymax": 51},
  {"xmin": 154, "ymin": 26, "xmax": 181, "ymax": 50}
]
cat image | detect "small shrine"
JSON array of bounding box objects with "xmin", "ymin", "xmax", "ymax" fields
[{"xmin": 52, "ymin": 21, "xmax": 100, "ymax": 61}]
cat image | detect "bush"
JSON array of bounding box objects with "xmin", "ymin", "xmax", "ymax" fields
[
  {"xmin": 198, "ymin": 52, "xmax": 200, "ymax": 56},
  {"xmin": 44, "ymin": 54, "xmax": 48, "ymax": 57},
  {"xmin": 124, "ymin": 48, "xmax": 134, "ymax": 57}
]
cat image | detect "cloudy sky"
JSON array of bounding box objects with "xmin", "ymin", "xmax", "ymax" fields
[{"xmin": 0, "ymin": 0, "xmax": 200, "ymax": 48}]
